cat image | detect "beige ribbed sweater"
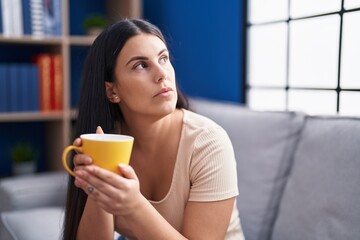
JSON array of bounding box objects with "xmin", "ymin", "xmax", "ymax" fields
[{"xmin": 149, "ymin": 109, "xmax": 244, "ymax": 239}]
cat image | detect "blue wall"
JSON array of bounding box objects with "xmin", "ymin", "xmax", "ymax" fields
[{"xmin": 143, "ymin": 0, "xmax": 244, "ymax": 103}]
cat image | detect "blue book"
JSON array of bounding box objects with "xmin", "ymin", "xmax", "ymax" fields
[
  {"xmin": 1, "ymin": 0, "xmax": 12, "ymax": 36},
  {"xmin": 19, "ymin": 64, "xmax": 31, "ymax": 111},
  {"xmin": 30, "ymin": 0, "xmax": 45, "ymax": 36},
  {"xmin": 8, "ymin": 64, "xmax": 20, "ymax": 112},
  {"xmin": 52, "ymin": 0, "xmax": 61, "ymax": 36},
  {"xmin": 13, "ymin": 0, "xmax": 23, "ymax": 36},
  {"xmin": 22, "ymin": 0, "xmax": 31, "ymax": 35},
  {"xmin": 0, "ymin": 0, "xmax": 3, "ymax": 34},
  {"xmin": 30, "ymin": 64, "xmax": 39, "ymax": 111},
  {"xmin": 43, "ymin": 0, "xmax": 55, "ymax": 36},
  {"xmin": 0, "ymin": 64, "xmax": 8, "ymax": 112}
]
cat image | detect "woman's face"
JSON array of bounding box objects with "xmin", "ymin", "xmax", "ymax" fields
[{"xmin": 109, "ymin": 33, "xmax": 177, "ymax": 119}]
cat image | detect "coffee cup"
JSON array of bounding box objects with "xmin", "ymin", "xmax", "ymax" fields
[{"xmin": 62, "ymin": 133, "xmax": 134, "ymax": 176}]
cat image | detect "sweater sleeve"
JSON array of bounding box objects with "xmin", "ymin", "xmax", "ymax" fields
[{"xmin": 188, "ymin": 125, "xmax": 239, "ymax": 202}]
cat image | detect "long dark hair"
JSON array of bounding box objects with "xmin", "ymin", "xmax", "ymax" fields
[{"xmin": 62, "ymin": 19, "xmax": 189, "ymax": 240}]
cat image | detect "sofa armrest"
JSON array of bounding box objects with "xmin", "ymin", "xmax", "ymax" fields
[
  {"xmin": 0, "ymin": 207, "xmax": 64, "ymax": 240},
  {"xmin": 0, "ymin": 171, "xmax": 68, "ymax": 212}
]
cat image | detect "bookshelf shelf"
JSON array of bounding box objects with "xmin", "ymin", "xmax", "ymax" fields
[
  {"xmin": 0, "ymin": 111, "xmax": 64, "ymax": 122},
  {"xmin": 68, "ymin": 36, "xmax": 96, "ymax": 46},
  {"xmin": 0, "ymin": 36, "xmax": 63, "ymax": 45},
  {"xmin": 0, "ymin": 0, "xmax": 142, "ymax": 175}
]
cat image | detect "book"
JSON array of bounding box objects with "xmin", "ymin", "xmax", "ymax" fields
[
  {"xmin": 30, "ymin": 0, "xmax": 45, "ymax": 36},
  {"xmin": 0, "ymin": 0, "xmax": 3, "ymax": 34},
  {"xmin": 0, "ymin": 64, "xmax": 8, "ymax": 112},
  {"xmin": 43, "ymin": 0, "xmax": 53, "ymax": 35},
  {"xmin": 1, "ymin": 0, "xmax": 12, "ymax": 36},
  {"xmin": 28, "ymin": 0, "xmax": 62, "ymax": 37},
  {"xmin": 52, "ymin": 54, "xmax": 62, "ymax": 110},
  {"xmin": 43, "ymin": 0, "xmax": 55, "ymax": 36},
  {"xmin": 8, "ymin": 64, "xmax": 20, "ymax": 112},
  {"xmin": 22, "ymin": 0, "xmax": 32, "ymax": 35},
  {"xmin": 33, "ymin": 54, "xmax": 52, "ymax": 111},
  {"xmin": 52, "ymin": 0, "xmax": 61, "ymax": 35},
  {"xmin": 30, "ymin": 64, "xmax": 40, "ymax": 111},
  {"xmin": 19, "ymin": 64, "xmax": 32, "ymax": 111},
  {"xmin": 12, "ymin": 0, "xmax": 24, "ymax": 36}
]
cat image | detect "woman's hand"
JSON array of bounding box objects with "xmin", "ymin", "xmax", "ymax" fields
[
  {"xmin": 74, "ymin": 163, "xmax": 144, "ymax": 217},
  {"xmin": 73, "ymin": 126, "xmax": 103, "ymax": 188}
]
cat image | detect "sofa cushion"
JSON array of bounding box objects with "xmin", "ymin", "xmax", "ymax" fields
[
  {"xmin": 0, "ymin": 207, "xmax": 64, "ymax": 240},
  {"xmin": 0, "ymin": 171, "xmax": 68, "ymax": 212},
  {"xmin": 190, "ymin": 98, "xmax": 305, "ymax": 240},
  {"xmin": 272, "ymin": 116, "xmax": 360, "ymax": 240}
]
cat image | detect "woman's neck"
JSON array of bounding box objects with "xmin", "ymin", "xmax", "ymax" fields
[{"xmin": 120, "ymin": 109, "xmax": 182, "ymax": 154}]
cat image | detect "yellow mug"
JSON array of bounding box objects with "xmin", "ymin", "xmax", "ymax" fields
[{"xmin": 62, "ymin": 133, "xmax": 134, "ymax": 176}]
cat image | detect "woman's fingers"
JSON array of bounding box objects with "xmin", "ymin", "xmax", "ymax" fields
[
  {"xmin": 72, "ymin": 126, "xmax": 103, "ymax": 167},
  {"xmin": 88, "ymin": 164, "xmax": 138, "ymax": 186},
  {"xmin": 96, "ymin": 126, "xmax": 104, "ymax": 134},
  {"xmin": 75, "ymin": 165, "xmax": 138, "ymax": 198},
  {"xmin": 76, "ymin": 175, "xmax": 120, "ymax": 214},
  {"xmin": 74, "ymin": 174, "xmax": 114, "ymax": 209},
  {"xmin": 75, "ymin": 166, "xmax": 143, "ymax": 216},
  {"xmin": 73, "ymin": 153, "xmax": 93, "ymax": 173},
  {"xmin": 73, "ymin": 137, "xmax": 81, "ymax": 146},
  {"xmin": 83, "ymin": 165, "xmax": 130, "ymax": 188},
  {"xmin": 118, "ymin": 164, "xmax": 139, "ymax": 182},
  {"xmin": 73, "ymin": 153, "xmax": 92, "ymax": 166},
  {"xmin": 75, "ymin": 169, "xmax": 121, "ymax": 203}
]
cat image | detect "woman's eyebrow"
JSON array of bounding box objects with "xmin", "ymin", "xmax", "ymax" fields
[
  {"xmin": 126, "ymin": 56, "xmax": 148, "ymax": 66},
  {"xmin": 158, "ymin": 49, "xmax": 168, "ymax": 55},
  {"xmin": 126, "ymin": 49, "xmax": 168, "ymax": 66}
]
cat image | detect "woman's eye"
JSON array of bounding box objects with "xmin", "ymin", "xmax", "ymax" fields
[
  {"xmin": 134, "ymin": 62, "xmax": 147, "ymax": 69},
  {"xmin": 159, "ymin": 55, "xmax": 169, "ymax": 64}
]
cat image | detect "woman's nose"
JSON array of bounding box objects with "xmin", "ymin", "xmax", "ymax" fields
[{"xmin": 155, "ymin": 65, "xmax": 167, "ymax": 82}]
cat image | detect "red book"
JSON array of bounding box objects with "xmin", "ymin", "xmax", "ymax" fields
[
  {"xmin": 33, "ymin": 54, "xmax": 52, "ymax": 112},
  {"xmin": 52, "ymin": 54, "xmax": 63, "ymax": 110}
]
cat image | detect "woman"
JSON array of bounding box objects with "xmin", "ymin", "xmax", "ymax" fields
[{"xmin": 63, "ymin": 18, "xmax": 244, "ymax": 240}]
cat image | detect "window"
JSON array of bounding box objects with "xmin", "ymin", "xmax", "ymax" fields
[{"xmin": 246, "ymin": 0, "xmax": 360, "ymax": 116}]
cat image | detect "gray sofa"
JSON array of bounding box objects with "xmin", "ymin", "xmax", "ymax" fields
[{"xmin": 1, "ymin": 98, "xmax": 360, "ymax": 240}]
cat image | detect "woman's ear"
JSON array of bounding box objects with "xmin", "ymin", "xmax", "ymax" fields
[{"xmin": 105, "ymin": 82, "xmax": 121, "ymax": 103}]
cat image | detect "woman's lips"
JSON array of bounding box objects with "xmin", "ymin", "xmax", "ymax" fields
[{"xmin": 154, "ymin": 87, "xmax": 173, "ymax": 97}]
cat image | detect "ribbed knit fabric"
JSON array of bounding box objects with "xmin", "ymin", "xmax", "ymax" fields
[{"xmin": 149, "ymin": 109, "xmax": 244, "ymax": 239}]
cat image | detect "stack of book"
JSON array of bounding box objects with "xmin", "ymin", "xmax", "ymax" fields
[
  {"xmin": 0, "ymin": 54, "xmax": 63, "ymax": 113},
  {"xmin": 0, "ymin": 0, "xmax": 62, "ymax": 37}
]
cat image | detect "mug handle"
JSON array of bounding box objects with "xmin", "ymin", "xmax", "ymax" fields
[{"xmin": 62, "ymin": 145, "xmax": 82, "ymax": 176}]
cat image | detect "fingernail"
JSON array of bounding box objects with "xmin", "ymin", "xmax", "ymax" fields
[
  {"xmin": 118, "ymin": 164, "xmax": 128, "ymax": 170},
  {"xmin": 86, "ymin": 166, "xmax": 95, "ymax": 172},
  {"xmin": 76, "ymin": 170, "xmax": 84, "ymax": 177}
]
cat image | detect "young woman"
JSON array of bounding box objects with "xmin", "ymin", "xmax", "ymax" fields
[{"xmin": 63, "ymin": 18, "xmax": 244, "ymax": 240}]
